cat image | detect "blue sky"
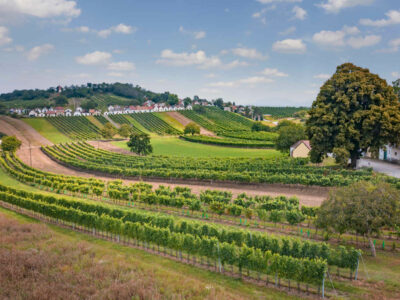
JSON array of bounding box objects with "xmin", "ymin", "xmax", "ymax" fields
[{"xmin": 0, "ymin": 0, "xmax": 399, "ymax": 106}]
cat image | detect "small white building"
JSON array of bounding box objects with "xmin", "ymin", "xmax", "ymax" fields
[
  {"xmin": 65, "ymin": 109, "xmax": 72, "ymax": 117},
  {"xmin": 28, "ymin": 110, "xmax": 37, "ymax": 117},
  {"xmin": 379, "ymin": 145, "xmax": 400, "ymax": 163}
]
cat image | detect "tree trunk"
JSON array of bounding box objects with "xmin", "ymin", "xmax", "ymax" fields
[{"xmin": 369, "ymin": 237, "xmax": 376, "ymax": 257}]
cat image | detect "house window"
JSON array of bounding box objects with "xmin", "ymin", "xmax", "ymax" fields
[{"xmin": 395, "ymin": 152, "xmax": 398, "ymax": 156}]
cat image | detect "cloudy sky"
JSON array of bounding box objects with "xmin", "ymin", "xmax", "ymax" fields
[{"xmin": 0, "ymin": 0, "xmax": 399, "ymax": 106}]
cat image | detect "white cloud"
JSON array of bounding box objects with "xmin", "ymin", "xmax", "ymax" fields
[
  {"xmin": 156, "ymin": 49, "xmax": 220, "ymax": 69},
  {"xmin": 360, "ymin": 10, "xmax": 400, "ymax": 27},
  {"xmin": 156, "ymin": 49, "xmax": 247, "ymax": 70},
  {"xmin": 314, "ymin": 73, "xmax": 331, "ymax": 80},
  {"xmin": 347, "ymin": 35, "xmax": 381, "ymax": 49},
  {"xmin": 209, "ymin": 76, "xmax": 275, "ymax": 88},
  {"xmin": 252, "ymin": 5, "xmax": 275, "ymax": 24},
  {"xmin": 0, "ymin": 26, "xmax": 12, "ymax": 45},
  {"xmin": 76, "ymin": 26, "xmax": 90, "ymax": 33},
  {"xmin": 179, "ymin": 26, "xmax": 206, "ymax": 40},
  {"xmin": 107, "ymin": 61, "xmax": 135, "ymax": 71},
  {"xmin": 318, "ymin": 0, "xmax": 374, "ymax": 14},
  {"xmin": 205, "ymin": 73, "xmax": 216, "ymax": 78},
  {"xmin": 257, "ymin": 0, "xmax": 301, "ymax": 3},
  {"xmin": 313, "ymin": 30, "xmax": 346, "ymax": 47},
  {"xmin": 376, "ymin": 38, "xmax": 400, "ymax": 53},
  {"xmin": 108, "ymin": 72, "xmax": 124, "ymax": 77},
  {"xmin": 97, "ymin": 24, "xmax": 136, "ymax": 38},
  {"xmin": 27, "ymin": 44, "xmax": 54, "ymax": 61},
  {"xmin": 3, "ymin": 45, "xmax": 24, "ymax": 52},
  {"xmin": 292, "ymin": 6, "xmax": 307, "ymax": 20},
  {"xmin": 272, "ymin": 39, "xmax": 306, "ymax": 54},
  {"xmin": 231, "ymin": 47, "xmax": 267, "ymax": 60},
  {"xmin": 279, "ymin": 26, "xmax": 296, "ymax": 35},
  {"xmin": 261, "ymin": 68, "xmax": 288, "ymax": 77},
  {"xmin": 114, "ymin": 23, "xmax": 134, "ymax": 34},
  {"xmin": 391, "ymin": 71, "xmax": 400, "ymax": 78},
  {"xmin": 76, "ymin": 51, "xmax": 112, "ymax": 65},
  {"xmin": 313, "ymin": 26, "xmax": 379, "ymax": 49},
  {"xmin": 0, "ymin": 0, "xmax": 81, "ymax": 19}
]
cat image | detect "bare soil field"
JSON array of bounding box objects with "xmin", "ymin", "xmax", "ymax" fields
[
  {"xmin": 166, "ymin": 111, "xmax": 216, "ymax": 137},
  {"xmin": 0, "ymin": 116, "xmax": 328, "ymax": 206}
]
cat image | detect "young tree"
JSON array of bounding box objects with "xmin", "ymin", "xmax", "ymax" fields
[
  {"xmin": 275, "ymin": 123, "xmax": 306, "ymax": 152},
  {"xmin": 100, "ymin": 123, "xmax": 116, "ymax": 139},
  {"xmin": 307, "ymin": 63, "xmax": 400, "ymax": 168},
  {"xmin": 316, "ymin": 181, "xmax": 400, "ymax": 257},
  {"xmin": 183, "ymin": 97, "xmax": 192, "ymax": 108},
  {"xmin": 127, "ymin": 133, "xmax": 153, "ymax": 156},
  {"xmin": 184, "ymin": 122, "xmax": 200, "ymax": 135},
  {"xmin": 118, "ymin": 124, "xmax": 132, "ymax": 138},
  {"xmin": 1, "ymin": 136, "xmax": 22, "ymax": 152}
]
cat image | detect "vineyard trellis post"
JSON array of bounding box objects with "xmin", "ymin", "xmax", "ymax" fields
[{"xmin": 322, "ymin": 271, "xmax": 326, "ymax": 298}]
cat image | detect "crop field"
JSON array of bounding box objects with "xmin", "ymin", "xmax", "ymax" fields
[
  {"xmin": 1, "ymin": 152, "xmax": 399, "ymax": 299},
  {"xmin": 41, "ymin": 141, "xmax": 400, "ymax": 187},
  {"xmin": 113, "ymin": 137, "xmax": 282, "ymax": 158},
  {"xmin": 180, "ymin": 135, "xmax": 275, "ymax": 148},
  {"xmin": 129, "ymin": 113, "xmax": 182, "ymax": 135},
  {"xmin": 46, "ymin": 116, "xmax": 101, "ymax": 140},
  {"xmin": 23, "ymin": 118, "xmax": 71, "ymax": 144}
]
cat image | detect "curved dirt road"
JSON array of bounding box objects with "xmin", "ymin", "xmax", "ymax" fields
[{"xmin": 0, "ymin": 116, "xmax": 328, "ymax": 206}]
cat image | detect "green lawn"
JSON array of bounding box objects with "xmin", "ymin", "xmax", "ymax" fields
[
  {"xmin": 23, "ymin": 118, "xmax": 71, "ymax": 144},
  {"xmin": 113, "ymin": 136, "xmax": 284, "ymax": 158}
]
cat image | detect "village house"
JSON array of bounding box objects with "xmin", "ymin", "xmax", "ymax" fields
[
  {"xmin": 290, "ymin": 140, "xmax": 311, "ymax": 158},
  {"xmin": 379, "ymin": 144, "xmax": 400, "ymax": 163}
]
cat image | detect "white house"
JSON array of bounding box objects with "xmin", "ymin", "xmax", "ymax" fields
[
  {"xmin": 73, "ymin": 111, "xmax": 82, "ymax": 116},
  {"xmin": 28, "ymin": 110, "xmax": 37, "ymax": 117},
  {"xmin": 65, "ymin": 109, "xmax": 72, "ymax": 117},
  {"xmin": 76, "ymin": 106, "xmax": 83, "ymax": 112},
  {"xmin": 379, "ymin": 145, "xmax": 400, "ymax": 163}
]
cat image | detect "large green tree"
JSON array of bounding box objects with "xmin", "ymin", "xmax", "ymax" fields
[
  {"xmin": 184, "ymin": 122, "xmax": 200, "ymax": 135},
  {"xmin": 316, "ymin": 181, "xmax": 400, "ymax": 257},
  {"xmin": 127, "ymin": 133, "xmax": 153, "ymax": 156},
  {"xmin": 100, "ymin": 123, "xmax": 116, "ymax": 139},
  {"xmin": 306, "ymin": 63, "xmax": 400, "ymax": 167}
]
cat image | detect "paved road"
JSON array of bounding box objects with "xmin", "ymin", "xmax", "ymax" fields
[{"xmin": 357, "ymin": 158, "xmax": 400, "ymax": 178}]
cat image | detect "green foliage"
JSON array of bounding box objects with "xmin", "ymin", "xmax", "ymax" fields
[
  {"xmin": 184, "ymin": 122, "xmax": 200, "ymax": 135},
  {"xmin": 181, "ymin": 135, "xmax": 275, "ymax": 148},
  {"xmin": 118, "ymin": 124, "xmax": 132, "ymax": 138},
  {"xmin": 1, "ymin": 136, "xmax": 22, "ymax": 152},
  {"xmin": 81, "ymin": 99, "xmax": 98, "ymax": 110},
  {"xmin": 127, "ymin": 133, "xmax": 153, "ymax": 156},
  {"xmin": 255, "ymin": 107, "xmax": 308, "ymax": 118},
  {"xmin": 275, "ymin": 123, "xmax": 306, "ymax": 152},
  {"xmin": 54, "ymin": 95, "xmax": 69, "ymax": 106},
  {"xmin": 251, "ymin": 122, "xmax": 272, "ymax": 132},
  {"xmin": 316, "ymin": 181, "xmax": 400, "ymax": 256},
  {"xmin": 100, "ymin": 123, "xmax": 116, "ymax": 139},
  {"xmin": 307, "ymin": 63, "xmax": 400, "ymax": 167}
]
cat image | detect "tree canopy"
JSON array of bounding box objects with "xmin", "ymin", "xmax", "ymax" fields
[
  {"xmin": 1, "ymin": 136, "xmax": 22, "ymax": 152},
  {"xmin": 118, "ymin": 124, "xmax": 132, "ymax": 138},
  {"xmin": 100, "ymin": 123, "xmax": 116, "ymax": 139},
  {"xmin": 184, "ymin": 122, "xmax": 200, "ymax": 135},
  {"xmin": 127, "ymin": 133, "xmax": 153, "ymax": 156},
  {"xmin": 316, "ymin": 181, "xmax": 400, "ymax": 256},
  {"xmin": 275, "ymin": 123, "xmax": 306, "ymax": 152},
  {"xmin": 306, "ymin": 63, "xmax": 400, "ymax": 167}
]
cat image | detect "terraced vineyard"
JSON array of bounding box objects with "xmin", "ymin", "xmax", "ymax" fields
[
  {"xmin": 94, "ymin": 115, "xmax": 109, "ymax": 125},
  {"xmin": 129, "ymin": 113, "xmax": 181, "ymax": 135},
  {"xmin": 180, "ymin": 107, "xmax": 254, "ymax": 134},
  {"xmin": 181, "ymin": 135, "xmax": 275, "ymax": 148},
  {"xmin": 46, "ymin": 116, "xmax": 101, "ymax": 140},
  {"xmin": 108, "ymin": 114, "xmax": 144, "ymax": 134},
  {"xmin": 41, "ymin": 141, "xmax": 400, "ymax": 187}
]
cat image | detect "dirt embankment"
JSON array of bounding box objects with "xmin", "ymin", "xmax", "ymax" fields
[
  {"xmin": 166, "ymin": 111, "xmax": 216, "ymax": 137},
  {"xmin": 0, "ymin": 116, "xmax": 328, "ymax": 206}
]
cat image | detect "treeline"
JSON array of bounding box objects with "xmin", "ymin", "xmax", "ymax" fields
[
  {"xmin": 0, "ymin": 82, "xmax": 180, "ymax": 106},
  {"xmin": 255, "ymin": 107, "xmax": 309, "ymax": 118}
]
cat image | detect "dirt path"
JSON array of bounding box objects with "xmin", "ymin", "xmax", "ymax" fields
[
  {"xmin": 0, "ymin": 116, "xmax": 328, "ymax": 206},
  {"xmin": 166, "ymin": 111, "xmax": 216, "ymax": 137}
]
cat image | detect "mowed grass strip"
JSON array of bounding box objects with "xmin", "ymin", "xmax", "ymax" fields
[
  {"xmin": 23, "ymin": 118, "xmax": 71, "ymax": 144},
  {"xmin": 86, "ymin": 115, "xmax": 105, "ymax": 129},
  {"xmin": 113, "ymin": 136, "xmax": 284, "ymax": 158},
  {"xmin": 156, "ymin": 112, "xmax": 186, "ymax": 131}
]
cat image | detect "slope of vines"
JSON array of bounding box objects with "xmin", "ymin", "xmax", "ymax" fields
[{"xmin": 46, "ymin": 116, "xmax": 101, "ymax": 140}]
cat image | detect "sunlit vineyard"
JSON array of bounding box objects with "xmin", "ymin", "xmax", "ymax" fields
[{"xmin": 46, "ymin": 116, "xmax": 101, "ymax": 140}]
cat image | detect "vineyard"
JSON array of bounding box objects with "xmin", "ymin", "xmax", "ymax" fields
[
  {"xmin": 40, "ymin": 142, "xmax": 400, "ymax": 187},
  {"xmin": 108, "ymin": 114, "xmax": 144, "ymax": 134},
  {"xmin": 46, "ymin": 116, "xmax": 101, "ymax": 140},
  {"xmin": 180, "ymin": 107, "xmax": 253, "ymax": 133},
  {"xmin": 128, "ymin": 113, "xmax": 181, "ymax": 135},
  {"xmin": 181, "ymin": 135, "xmax": 275, "ymax": 148}
]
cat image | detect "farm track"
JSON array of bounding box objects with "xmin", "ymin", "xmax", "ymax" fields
[
  {"xmin": 166, "ymin": 111, "xmax": 216, "ymax": 137},
  {"xmin": 0, "ymin": 116, "xmax": 328, "ymax": 206}
]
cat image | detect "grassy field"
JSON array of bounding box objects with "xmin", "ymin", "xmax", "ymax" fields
[
  {"xmin": 113, "ymin": 136, "xmax": 284, "ymax": 158},
  {"xmin": 156, "ymin": 112, "xmax": 186, "ymax": 131},
  {"xmin": 23, "ymin": 118, "xmax": 71, "ymax": 144}
]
